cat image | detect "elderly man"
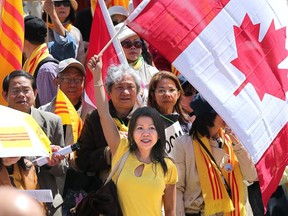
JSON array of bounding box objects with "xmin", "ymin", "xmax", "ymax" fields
[
  {"xmin": 40, "ymin": 58, "xmax": 95, "ymax": 146},
  {"xmin": 40, "ymin": 58, "xmax": 95, "ymax": 214},
  {"xmin": 2, "ymin": 70, "xmax": 68, "ymax": 216}
]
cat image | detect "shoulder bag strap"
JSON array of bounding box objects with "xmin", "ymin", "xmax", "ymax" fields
[
  {"xmin": 194, "ymin": 133, "xmax": 232, "ymax": 198},
  {"xmin": 104, "ymin": 150, "xmax": 130, "ymax": 185}
]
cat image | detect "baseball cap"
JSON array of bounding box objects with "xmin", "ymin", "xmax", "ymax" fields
[{"xmin": 57, "ymin": 58, "xmax": 86, "ymax": 76}]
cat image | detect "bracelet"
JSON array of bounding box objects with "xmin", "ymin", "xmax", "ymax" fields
[{"xmin": 94, "ymin": 83, "xmax": 104, "ymax": 87}]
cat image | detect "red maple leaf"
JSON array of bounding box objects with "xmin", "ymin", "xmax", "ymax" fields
[{"xmin": 231, "ymin": 14, "xmax": 288, "ymax": 101}]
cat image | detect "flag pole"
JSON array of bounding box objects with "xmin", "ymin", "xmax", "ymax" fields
[
  {"xmin": 46, "ymin": 12, "xmax": 49, "ymax": 43},
  {"xmin": 98, "ymin": 21, "xmax": 126, "ymax": 56}
]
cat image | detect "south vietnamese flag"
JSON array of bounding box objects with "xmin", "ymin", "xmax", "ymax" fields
[
  {"xmin": 85, "ymin": 0, "xmax": 128, "ymax": 107},
  {"xmin": 127, "ymin": 0, "xmax": 288, "ymax": 208},
  {"xmin": 0, "ymin": 0, "xmax": 24, "ymax": 106}
]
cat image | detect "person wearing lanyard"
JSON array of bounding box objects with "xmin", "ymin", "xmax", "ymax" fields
[{"xmin": 148, "ymin": 71, "xmax": 191, "ymax": 155}]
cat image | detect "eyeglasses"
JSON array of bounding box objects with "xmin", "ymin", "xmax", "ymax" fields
[
  {"xmin": 10, "ymin": 88, "xmax": 33, "ymax": 96},
  {"xmin": 155, "ymin": 88, "xmax": 178, "ymax": 95},
  {"xmin": 59, "ymin": 77, "xmax": 84, "ymax": 85},
  {"xmin": 121, "ymin": 40, "xmax": 142, "ymax": 49},
  {"xmin": 54, "ymin": 1, "xmax": 71, "ymax": 7}
]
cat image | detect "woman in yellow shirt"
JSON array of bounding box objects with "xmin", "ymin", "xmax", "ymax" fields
[{"xmin": 87, "ymin": 54, "xmax": 178, "ymax": 216}]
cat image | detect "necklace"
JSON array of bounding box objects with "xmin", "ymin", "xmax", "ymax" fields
[{"xmin": 160, "ymin": 114, "xmax": 175, "ymax": 124}]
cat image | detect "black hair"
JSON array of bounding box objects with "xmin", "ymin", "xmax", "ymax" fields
[
  {"xmin": 24, "ymin": 15, "xmax": 47, "ymax": 44},
  {"xmin": 0, "ymin": 157, "xmax": 32, "ymax": 171},
  {"xmin": 189, "ymin": 113, "xmax": 217, "ymax": 138},
  {"xmin": 127, "ymin": 107, "xmax": 168, "ymax": 175},
  {"xmin": 2, "ymin": 70, "xmax": 36, "ymax": 92},
  {"xmin": 140, "ymin": 38, "xmax": 153, "ymax": 66}
]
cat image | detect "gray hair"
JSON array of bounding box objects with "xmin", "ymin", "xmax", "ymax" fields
[{"xmin": 105, "ymin": 64, "xmax": 141, "ymax": 93}]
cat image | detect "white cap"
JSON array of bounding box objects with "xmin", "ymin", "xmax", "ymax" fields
[
  {"xmin": 108, "ymin": 6, "xmax": 129, "ymax": 17},
  {"xmin": 115, "ymin": 22, "xmax": 137, "ymax": 42},
  {"xmin": 57, "ymin": 58, "xmax": 86, "ymax": 76}
]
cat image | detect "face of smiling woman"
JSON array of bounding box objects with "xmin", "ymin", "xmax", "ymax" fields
[{"xmin": 133, "ymin": 116, "xmax": 159, "ymax": 153}]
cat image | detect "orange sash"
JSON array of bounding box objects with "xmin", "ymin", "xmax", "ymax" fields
[
  {"xmin": 194, "ymin": 129, "xmax": 245, "ymax": 216},
  {"xmin": 22, "ymin": 43, "xmax": 50, "ymax": 76}
]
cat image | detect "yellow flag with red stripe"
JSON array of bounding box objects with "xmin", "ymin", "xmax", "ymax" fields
[
  {"xmin": 55, "ymin": 88, "xmax": 83, "ymax": 143},
  {"xmin": 0, "ymin": 0, "xmax": 24, "ymax": 105}
]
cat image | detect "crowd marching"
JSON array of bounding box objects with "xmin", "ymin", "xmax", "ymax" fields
[{"xmin": 0, "ymin": 0, "xmax": 287, "ymax": 216}]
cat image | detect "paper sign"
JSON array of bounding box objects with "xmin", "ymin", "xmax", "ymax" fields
[
  {"xmin": 165, "ymin": 121, "xmax": 184, "ymax": 155},
  {"xmin": 21, "ymin": 189, "xmax": 53, "ymax": 203}
]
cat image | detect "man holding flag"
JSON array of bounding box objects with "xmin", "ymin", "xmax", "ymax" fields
[{"xmin": 125, "ymin": 0, "xmax": 288, "ymax": 212}]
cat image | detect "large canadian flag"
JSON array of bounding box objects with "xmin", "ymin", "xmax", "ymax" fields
[
  {"xmin": 127, "ymin": 0, "xmax": 288, "ymax": 207},
  {"xmin": 85, "ymin": 0, "xmax": 128, "ymax": 107}
]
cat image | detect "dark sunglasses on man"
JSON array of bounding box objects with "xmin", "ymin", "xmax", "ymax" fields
[
  {"xmin": 121, "ymin": 40, "xmax": 142, "ymax": 49},
  {"xmin": 54, "ymin": 1, "xmax": 71, "ymax": 7}
]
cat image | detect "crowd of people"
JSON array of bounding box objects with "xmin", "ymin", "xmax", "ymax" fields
[{"xmin": 1, "ymin": 0, "xmax": 287, "ymax": 216}]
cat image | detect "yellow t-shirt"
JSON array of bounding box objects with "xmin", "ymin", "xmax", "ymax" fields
[{"xmin": 112, "ymin": 137, "xmax": 178, "ymax": 216}]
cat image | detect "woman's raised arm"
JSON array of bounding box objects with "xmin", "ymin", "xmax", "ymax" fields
[{"xmin": 87, "ymin": 55, "xmax": 120, "ymax": 155}]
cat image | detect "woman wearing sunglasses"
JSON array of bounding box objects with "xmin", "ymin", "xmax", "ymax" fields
[
  {"xmin": 43, "ymin": 0, "xmax": 85, "ymax": 62},
  {"xmin": 177, "ymin": 74, "xmax": 198, "ymax": 123},
  {"xmin": 115, "ymin": 23, "xmax": 159, "ymax": 106}
]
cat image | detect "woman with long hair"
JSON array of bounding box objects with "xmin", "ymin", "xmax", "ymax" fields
[{"xmin": 87, "ymin": 54, "xmax": 178, "ymax": 216}]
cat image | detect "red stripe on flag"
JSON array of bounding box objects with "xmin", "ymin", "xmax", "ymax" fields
[
  {"xmin": 55, "ymin": 111, "xmax": 70, "ymax": 114},
  {"xmin": 1, "ymin": 15, "xmax": 23, "ymax": 49},
  {"xmin": 4, "ymin": 1, "xmax": 24, "ymax": 26},
  {"xmin": 0, "ymin": 138, "xmax": 30, "ymax": 141},
  {"xmin": 0, "ymin": 41, "xmax": 21, "ymax": 69},
  {"xmin": 128, "ymin": 0, "xmax": 230, "ymax": 63},
  {"xmin": 0, "ymin": 23, "xmax": 22, "ymax": 68},
  {"xmin": 55, "ymin": 106, "xmax": 69, "ymax": 110},
  {"xmin": 256, "ymin": 124, "xmax": 288, "ymax": 207},
  {"xmin": 55, "ymin": 101, "xmax": 66, "ymax": 105},
  {"xmin": 0, "ymin": 132, "xmax": 28, "ymax": 135}
]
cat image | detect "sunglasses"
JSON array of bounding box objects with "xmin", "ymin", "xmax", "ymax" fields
[
  {"xmin": 54, "ymin": 1, "xmax": 71, "ymax": 7},
  {"xmin": 183, "ymin": 91, "xmax": 194, "ymax": 97},
  {"xmin": 121, "ymin": 40, "xmax": 142, "ymax": 49}
]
